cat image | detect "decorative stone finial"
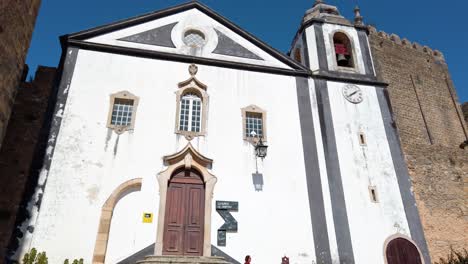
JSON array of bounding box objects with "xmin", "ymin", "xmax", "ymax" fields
[
  {"xmin": 313, "ymin": 0, "xmax": 324, "ymax": 7},
  {"xmin": 354, "ymin": 6, "xmax": 364, "ymax": 25},
  {"xmin": 189, "ymin": 64, "xmax": 198, "ymax": 76}
]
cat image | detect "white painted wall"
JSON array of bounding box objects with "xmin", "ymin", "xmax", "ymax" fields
[
  {"xmin": 28, "ymin": 49, "xmax": 315, "ymax": 264},
  {"xmin": 307, "ymin": 80, "xmax": 340, "ymax": 263},
  {"xmin": 304, "ymin": 26, "xmax": 320, "ymax": 72},
  {"xmin": 327, "ymin": 81, "xmax": 411, "ymax": 264},
  {"xmin": 87, "ymin": 9, "xmax": 291, "ymax": 70}
]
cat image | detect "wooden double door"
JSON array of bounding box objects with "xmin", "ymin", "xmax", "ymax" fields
[{"xmin": 162, "ymin": 169, "xmax": 205, "ymax": 256}]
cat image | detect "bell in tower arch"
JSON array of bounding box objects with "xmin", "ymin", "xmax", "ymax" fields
[{"xmin": 333, "ymin": 35, "xmax": 353, "ymax": 68}]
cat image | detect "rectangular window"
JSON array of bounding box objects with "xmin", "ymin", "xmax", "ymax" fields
[
  {"xmin": 111, "ymin": 98, "xmax": 134, "ymax": 126},
  {"xmin": 245, "ymin": 112, "xmax": 263, "ymax": 138}
]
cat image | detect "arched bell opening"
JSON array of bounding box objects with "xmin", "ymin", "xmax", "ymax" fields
[{"xmin": 333, "ymin": 32, "xmax": 355, "ymax": 68}]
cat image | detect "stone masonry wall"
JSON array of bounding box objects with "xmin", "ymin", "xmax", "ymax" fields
[
  {"xmin": 369, "ymin": 27, "xmax": 468, "ymax": 260},
  {"xmin": 0, "ymin": 0, "xmax": 41, "ymax": 150},
  {"xmin": 463, "ymin": 102, "xmax": 468, "ymax": 123},
  {"xmin": 0, "ymin": 66, "xmax": 56, "ymax": 262}
]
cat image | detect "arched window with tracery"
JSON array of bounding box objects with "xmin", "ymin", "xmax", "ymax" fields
[
  {"xmin": 179, "ymin": 92, "xmax": 202, "ymax": 132},
  {"xmin": 333, "ymin": 32, "xmax": 354, "ymax": 68}
]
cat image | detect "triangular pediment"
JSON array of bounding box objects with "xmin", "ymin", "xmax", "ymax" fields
[{"xmin": 65, "ymin": 2, "xmax": 307, "ymax": 72}]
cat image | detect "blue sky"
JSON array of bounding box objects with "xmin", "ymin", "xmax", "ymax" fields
[{"xmin": 26, "ymin": 0, "xmax": 467, "ymax": 102}]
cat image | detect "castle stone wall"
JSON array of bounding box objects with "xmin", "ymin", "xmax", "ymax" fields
[
  {"xmin": 463, "ymin": 102, "xmax": 468, "ymax": 123},
  {"xmin": 0, "ymin": 0, "xmax": 41, "ymax": 150},
  {"xmin": 369, "ymin": 28, "xmax": 468, "ymax": 260},
  {"xmin": 0, "ymin": 66, "xmax": 56, "ymax": 262}
]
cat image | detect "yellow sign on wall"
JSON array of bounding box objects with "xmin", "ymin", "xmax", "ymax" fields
[{"xmin": 142, "ymin": 213, "xmax": 153, "ymax": 223}]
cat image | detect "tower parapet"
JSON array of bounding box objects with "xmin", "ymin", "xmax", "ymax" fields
[{"xmin": 368, "ymin": 26, "xmax": 445, "ymax": 61}]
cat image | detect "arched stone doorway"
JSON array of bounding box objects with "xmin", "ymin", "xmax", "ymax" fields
[
  {"xmin": 92, "ymin": 178, "xmax": 142, "ymax": 264},
  {"xmin": 385, "ymin": 236, "xmax": 423, "ymax": 264},
  {"xmin": 163, "ymin": 168, "xmax": 205, "ymax": 256},
  {"xmin": 155, "ymin": 143, "xmax": 217, "ymax": 257}
]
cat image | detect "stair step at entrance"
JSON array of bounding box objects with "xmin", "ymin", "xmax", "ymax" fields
[{"xmin": 136, "ymin": 255, "xmax": 231, "ymax": 264}]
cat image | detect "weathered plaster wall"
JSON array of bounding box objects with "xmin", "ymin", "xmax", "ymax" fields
[
  {"xmin": 303, "ymin": 26, "xmax": 319, "ymax": 72},
  {"xmin": 0, "ymin": 0, "xmax": 41, "ymax": 150},
  {"xmin": 24, "ymin": 50, "xmax": 315, "ymax": 264},
  {"xmin": 369, "ymin": 27, "xmax": 468, "ymax": 260},
  {"xmin": 326, "ymin": 81, "xmax": 411, "ymax": 264},
  {"xmin": 296, "ymin": 19, "xmax": 424, "ymax": 263},
  {"xmin": 0, "ymin": 66, "xmax": 56, "ymax": 261}
]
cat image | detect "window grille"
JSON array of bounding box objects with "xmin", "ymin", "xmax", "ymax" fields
[
  {"xmin": 245, "ymin": 112, "xmax": 263, "ymax": 138},
  {"xmin": 184, "ymin": 30, "xmax": 205, "ymax": 48},
  {"xmin": 111, "ymin": 98, "xmax": 134, "ymax": 126}
]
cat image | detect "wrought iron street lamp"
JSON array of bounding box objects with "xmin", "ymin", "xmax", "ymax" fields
[{"xmin": 254, "ymin": 138, "xmax": 268, "ymax": 159}]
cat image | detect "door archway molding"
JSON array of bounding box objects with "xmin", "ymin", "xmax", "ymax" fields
[
  {"xmin": 92, "ymin": 178, "xmax": 143, "ymax": 264},
  {"xmin": 155, "ymin": 143, "xmax": 217, "ymax": 257},
  {"xmin": 383, "ymin": 234, "xmax": 425, "ymax": 264}
]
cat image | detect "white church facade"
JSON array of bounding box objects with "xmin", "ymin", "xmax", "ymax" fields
[{"xmin": 17, "ymin": 1, "xmax": 430, "ymax": 264}]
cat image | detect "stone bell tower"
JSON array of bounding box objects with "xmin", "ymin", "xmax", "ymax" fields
[{"xmin": 290, "ymin": 1, "xmax": 431, "ymax": 264}]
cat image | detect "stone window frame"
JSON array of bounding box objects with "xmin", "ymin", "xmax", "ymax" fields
[
  {"xmin": 241, "ymin": 105, "xmax": 267, "ymax": 142},
  {"xmin": 106, "ymin": 91, "xmax": 139, "ymax": 134},
  {"xmin": 329, "ymin": 30, "xmax": 359, "ymax": 73},
  {"xmin": 175, "ymin": 64, "xmax": 209, "ymax": 140},
  {"xmin": 182, "ymin": 28, "xmax": 208, "ymax": 56}
]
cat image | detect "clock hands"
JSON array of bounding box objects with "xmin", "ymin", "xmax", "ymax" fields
[{"xmin": 349, "ymin": 90, "xmax": 359, "ymax": 97}]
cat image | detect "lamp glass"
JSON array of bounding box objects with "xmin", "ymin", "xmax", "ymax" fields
[{"xmin": 255, "ymin": 142, "xmax": 268, "ymax": 158}]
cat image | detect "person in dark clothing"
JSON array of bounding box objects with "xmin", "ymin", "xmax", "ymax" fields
[{"xmin": 244, "ymin": 255, "xmax": 251, "ymax": 264}]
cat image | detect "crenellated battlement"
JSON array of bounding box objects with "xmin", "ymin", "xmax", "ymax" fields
[{"xmin": 367, "ymin": 26, "xmax": 445, "ymax": 61}]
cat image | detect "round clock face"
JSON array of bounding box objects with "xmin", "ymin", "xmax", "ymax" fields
[{"xmin": 342, "ymin": 84, "xmax": 363, "ymax": 104}]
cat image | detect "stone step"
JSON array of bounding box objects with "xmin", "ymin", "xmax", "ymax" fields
[{"xmin": 136, "ymin": 255, "xmax": 231, "ymax": 264}]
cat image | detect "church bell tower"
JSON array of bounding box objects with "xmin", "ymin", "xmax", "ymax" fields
[{"xmin": 290, "ymin": 1, "xmax": 431, "ymax": 264}]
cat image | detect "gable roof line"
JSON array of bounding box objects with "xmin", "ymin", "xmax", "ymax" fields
[
  {"xmin": 63, "ymin": 1, "xmax": 309, "ymax": 72},
  {"xmin": 67, "ymin": 1, "xmax": 196, "ymax": 40},
  {"xmin": 67, "ymin": 39, "xmax": 311, "ymax": 77}
]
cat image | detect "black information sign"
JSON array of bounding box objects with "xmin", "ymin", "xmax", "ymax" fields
[
  {"xmin": 216, "ymin": 201, "xmax": 238, "ymax": 247},
  {"xmin": 216, "ymin": 201, "xmax": 239, "ymax": 211}
]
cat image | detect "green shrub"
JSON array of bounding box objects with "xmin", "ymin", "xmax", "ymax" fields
[
  {"xmin": 435, "ymin": 248, "xmax": 468, "ymax": 264},
  {"xmin": 22, "ymin": 248, "xmax": 48, "ymax": 264},
  {"xmin": 63, "ymin": 259, "xmax": 83, "ymax": 264}
]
